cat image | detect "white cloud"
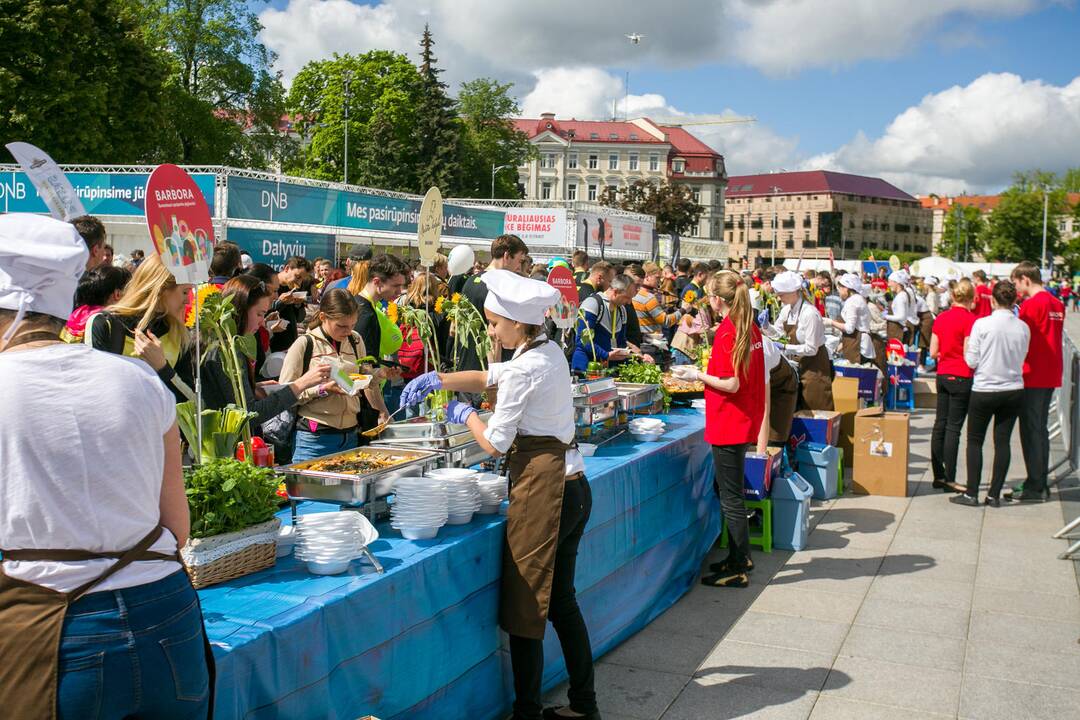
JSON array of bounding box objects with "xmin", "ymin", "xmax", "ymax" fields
[{"xmin": 807, "ymin": 72, "xmax": 1080, "ymax": 194}]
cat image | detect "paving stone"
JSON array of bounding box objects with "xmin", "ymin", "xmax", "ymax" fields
[
  {"xmin": 661, "ymin": 677, "xmax": 818, "ymax": 720},
  {"xmin": 853, "ymin": 595, "xmax": 970, "ymax": 638},
  {"xmin": 958, "ymin": 674, "xmax": 1080, "ymax": 720},
  {"xmin": 820, "ymin": 655, "xmax": 961, "ymax": 716},
  {"xmin": 974, "ymin": 557, "xmax": 1079, "ymax": 596},
  {"xmin": 866, "ymin": 574, "xmax": 974, "ymax": 610},
  {"xmin": 749, "ymin": 584, "xmax": 864, "ymax": 625},
  {"xmin": 879, "ymin": 554, "xmax": 976, "ymax": 583},
  {"xmin": 970, "ymin": 584, "xmax": 1080, "ymax": 621},
  {"xmin": 886, "ymin": 534, "xmax": 980, "ymax": 564},
  {"xmin": 724, "ymin": 611, "xmax": 850, "ymax": 656},
  {"xmin": 964, "ymin": 639, "xmax": 1080, "ymax": 692},
  {"xmin": 695, "ymin": 640, "xmax": 835, "ymax": 692},
  {"xmin": 603, "ymin": 626, "xmax": 720, "ymax": 676},
  {"xmin": 838, "ymin": 623, "xmax": 966, "ymax": 671},
  {"xmin": 568, "ymin": 662, "xmax": 690, "ymax": 720},
  {"xmin": 808, "ymin": 695, "xmax": 954, "ymax": 719},
  {"xmin": 968, "ymin": 610, "xmax": 1080, "ymax": 656}
]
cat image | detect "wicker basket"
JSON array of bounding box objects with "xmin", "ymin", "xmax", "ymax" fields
[{"xmin": 181, "ymin": 518, "xmax": 280, "ymax": 589}]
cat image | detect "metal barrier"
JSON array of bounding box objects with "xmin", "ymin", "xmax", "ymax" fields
[{"xmin": 1052, "ymin": 334, "xmax": 1080, "ymax": 559}]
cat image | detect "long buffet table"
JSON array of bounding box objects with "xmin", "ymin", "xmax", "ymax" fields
[{"xmin": 199, "ymin": 408, "xmax": 718, "ymax": 720}]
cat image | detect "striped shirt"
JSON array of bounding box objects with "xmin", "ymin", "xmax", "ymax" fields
[{"xmin": 633, "ymin": 289, "xmax": 680, "ymax": 334}]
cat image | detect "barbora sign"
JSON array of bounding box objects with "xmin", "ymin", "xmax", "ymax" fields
[
  {"xmin": 144, "ymin": 164, "xmax": 215, "ymax": 285},
  {"xmin": 547, "ymin": 265, "xmax": 578, "ymax": 329}
]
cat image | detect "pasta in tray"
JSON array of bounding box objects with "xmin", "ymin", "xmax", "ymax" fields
[{"xmin": 301, "ymin": 451, "xmax": 410, "ymax": 475}]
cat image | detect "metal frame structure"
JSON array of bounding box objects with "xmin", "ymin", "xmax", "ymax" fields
[{"xmin": 1052, "ymin": 334, "xmax": 1080, "ymax": 559}]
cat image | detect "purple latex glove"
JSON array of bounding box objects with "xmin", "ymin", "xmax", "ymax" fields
[
  {"xmin": 400, "ymin": 370, "xmax": 442, "ymax": 409},
  {"xmin": 445, "ymin": 400, "xmax": 477, "ymax": 425}
]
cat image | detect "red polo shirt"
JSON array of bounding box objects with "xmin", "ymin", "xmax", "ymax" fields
[
  {"xmin": 932, "ymin": 306, "xmax": 976, "ymax": 378},
  {"xmin": 974, "ymin": 283, "xmax": 993, "ymax": 318},
  {"xmin": 1019, "ymin": 289, "xmax": 1064, "ymax": 388},
  {"xmin": 704, "ymin": 318, "xmax": 766, "ymax": 446}
]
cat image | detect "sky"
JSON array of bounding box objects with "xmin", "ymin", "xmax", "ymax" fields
[{"xmin": 256, "ymin": 0, "xmax": 1080, "ymax": 196}]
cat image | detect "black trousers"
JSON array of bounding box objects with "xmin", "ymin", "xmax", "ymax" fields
[
  {"xmin": 1019, "ymin": 387, "xmax": 1055, "ymax": 494},
  {"xmin": 965, "ymin": 389, "xmax": 1023, "ymax": 499},
  {"xmin": 509, "ymin": 477, "xmax": 597, "ymax": 720},
  {"xmin": 931, "ymin": 375, "xmax": 972, "ymax": 485},
  {"xmin": 713, "ymin": 444, "xmax": 751, "ymax": 569}
]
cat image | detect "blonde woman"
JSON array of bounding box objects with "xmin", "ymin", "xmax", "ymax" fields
[{"xmin": 89, "ymin": 254, "xmax": 194, "ymax": 401}]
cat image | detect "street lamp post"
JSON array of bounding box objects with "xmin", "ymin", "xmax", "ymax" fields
[
  {"xmin": 491, "ymin": 163, "xmax": 513, "ymax": 199},
  {"xmin": 343, "ymin": 71, "xmax": 352, "ymax": 185},
  {"xmin": 769, "ymin": 185, "xmax": 781, "ymax": 265},
  {"xmin": 1041, "ymin": 184, "xmax": 1050, "ymax": 271}
]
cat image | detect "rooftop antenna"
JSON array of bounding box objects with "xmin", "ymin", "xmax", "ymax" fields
[{"xmin": 624, "ymin": 33, "xmax": 645, "ymax": 121}]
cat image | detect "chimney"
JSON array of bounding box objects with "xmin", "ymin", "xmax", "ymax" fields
[{"xmin": 540, "ymin": 112, "xmax": 555, "ymax": 121}]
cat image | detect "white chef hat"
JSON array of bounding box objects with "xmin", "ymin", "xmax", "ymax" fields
[
  {"xmin": 482, "ymin": 268, "xmax": 561, "ymax": 325},
  {"xmin": 772, "ymin": 270, "xmax": 803, "ymax": 294},
  {"xmin": 923, "ymin": 276, "xmax": 938, "ymax": 287},
  {"xmin": 0, "ymin": 213, "xmax": 88, "ymax": 342},
  {"xmin": 838, "ymin": 273, "xmax": 862, "ymax": 292},
  {"xmin": 888, "ymin": 270, "xmax": 908, "ymax": 285}
]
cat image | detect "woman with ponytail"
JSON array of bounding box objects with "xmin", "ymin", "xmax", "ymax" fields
[
  {"xmin": 672, "ymin": 271, "xmax": 766, "ymax": 588},
  {"xmin": 89, "ymin": 254, "xmax": 195, "ymax": 402}
]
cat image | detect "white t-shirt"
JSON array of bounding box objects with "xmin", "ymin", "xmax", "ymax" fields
[{"xmin": 0, "ymin": 343, "xmax": 181, "ymax": 592}]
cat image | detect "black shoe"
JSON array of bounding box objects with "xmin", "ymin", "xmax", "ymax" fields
[
  {"xmin": 933, "ymin": 480, "xmax": 964, "ymax": 493},
  {"xmin": 709, "ymin": 557, "xmax": 754, "ymax": 573},
  {"xmin": 542, "ymin": 707, "xmax": 601, "ymax": 720},
  {"xmin": 1010, "ymin": 491, "xmax": 1048, "ymax": 503},
  {"xmin": 984, "ymin": 496, "xmax": 1001, "ymax": 508},
  {"xmin": 702, "ymin": 570, "xmax": 749, "ymax": 588},
  {"xmin": 950, "ymin": 494, "xmax": 980, "ymax": 507}
]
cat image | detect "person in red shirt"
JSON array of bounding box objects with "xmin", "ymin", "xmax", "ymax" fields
[
  {"xmin": 929, "ymin": 279, "xmax": 977, "ymax": 493},
  {"xmin": 1011, "ymin": 261, "xmax": 1064, "ymax": 502},
  {"xmin": 672, "ymin": 270, "xmax": 765, "ymax": 588},
  {"xmin": 870, "ymin": 267, "xmax": 889, "ymax": 292},
  {"xmin": 972, "ymin": 269, "xmax": 993, "ymax": 318}
]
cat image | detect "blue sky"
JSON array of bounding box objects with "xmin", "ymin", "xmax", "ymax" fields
[{"xmin": 255, "ymin": 0, "xmax": 1080, "ymax": 194}]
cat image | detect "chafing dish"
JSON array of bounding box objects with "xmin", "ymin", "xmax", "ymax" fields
[
  {"xmin": 369, "ymin": 412, "xmax": 493, "ymax": 469},
  {"xmin": 615, "ymin": 382, "xmax": 663, "ymax": 414},
  {"xmin": 572, "ymin": 377, "xmax": 619, "ymax": 405},
  {"xmin": 374, "ymin": 412, "xmax": 493, "ymax": 440},
  {"xmin": 277, "ymin": 446, "xmax": 441, "ymax": 505}
]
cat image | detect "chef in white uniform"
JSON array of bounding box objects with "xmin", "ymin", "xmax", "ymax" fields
[
  {"xmin": 765, "ymin": 270, "xmax": 833, "ymax": 410},
  {"xmin": 884, "ymin": 270, "xmax": 915, "ymax": 344},
  {"xmin": 398, "ymin": 269, "xmax": 599, "ymax": 720},
  {"xmin": 830, "ymin": 274, "xmax": 875, "ymax": 364}
]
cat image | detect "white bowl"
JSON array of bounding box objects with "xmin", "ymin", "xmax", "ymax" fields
[
  {"xmin": 400, "ymin": 525, "xmax": 439, "ymax": 540},
  {"xmin": 631, "ymin": 430, "xmax": 665, "ymax": 442},
  {"xmin": 578, "ymin": 443, "xmax": 597, "ymax": 457},
  {"xmin": 478, "ymin": 503, "xmax": 501, "ymax": 515},
  {"xmin": 446, "ymin": 511, "xmax": 474, "ymax": 525},
  {"xmin": 306, "ymin": 558, "xmax": 351, "ymax": 575},
  {"xmin": 426, "ymin": 468, "xmax": 478, "ymax": 481}
]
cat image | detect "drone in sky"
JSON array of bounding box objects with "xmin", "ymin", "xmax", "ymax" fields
[{"xmin": 625, "ymin": 33, "xmax": 645, "ymax": 44}]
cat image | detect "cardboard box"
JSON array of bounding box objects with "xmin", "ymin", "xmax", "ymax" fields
[
  {"xmin": 913, "ymin": 377, "xmax": 937, "ymax": 409},
  {"xmin": 789, "ymin": 410, "xmax": 842, "ymax": 446},
  {"xmin": 744, "ymin": 446, "xmax": 783, "ymax": 500},
  {"xmin": 852, "ymin": 406, "xmax": 910, "ymax": 496},
  {"xmin": 833, "ymin": 377, "xmax": 861, "ymax": 468},
  {"xmin": 834, "ymin": 364, "xmax": 882, "ymax": 403}
]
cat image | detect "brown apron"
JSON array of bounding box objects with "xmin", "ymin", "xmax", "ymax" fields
[
  {"xmin": 839, "ymin": 330, "xmax": 863, "ymax": 365},
  {"xmin": 871, "ymin": 334, "xmax": 888, "ymax": 378},
  {"xmin": 0, "ymin": 526, "xmax": 215, "ymax": 719},
  {"xmin": 916, "ymin": 311, "xmax": 933, "ymax": 351},
  {"xmin": 785, "ymin": 305, "xmax": 834, "ymax": 411},
  {"xmin": 886, "ymin": 320, "xmax": 906, "ymax": 342},
  {"xmin": 768, "ymin": 357, "xmax": 799, "ymax": 443},
  {"xmin": 501, "ymin": 434, "xmax": 569, "ymax": 639}
]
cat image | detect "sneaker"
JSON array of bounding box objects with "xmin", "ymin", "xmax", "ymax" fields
[
  {"xmin": 1009, "ymin": 491, "xmax": 1048, "ymax": 504},
  {"xmin": 709, "ymin": 557, "xmax": 754, "ymax": 573},
  {"xmin": 701, "ymin": 570, "xmax": 749, "ymax": 588},
  {"xmin": 949, "ymin": 494, "xmax": 980, "ymax": 507}
]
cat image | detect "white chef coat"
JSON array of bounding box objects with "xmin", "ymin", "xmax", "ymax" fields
[
  {"xmin": 966, "ymin": 309, "xmax": 1030, "ymax": 392},
  {"xmin": 938, "ymin": 289, "xmax": 952, "ymax": 310},
  {"xmin": 884, "ymin": 287, "xmax": 914, "ymax": 326},
  {"xmin": 762, "ymin": 336, "xmax": 782, "ymax": 385},
  {"xmin": 485, "ymin": 335, "xmax": 584, "ymax": 475},
  {"xmin": 768, "ymin": 299, "xmax": 825, "ymax": 358},
  {"xmin": 915, "ymin": 293, "xmax": 930, "ymax": 314},
  {"xmin": 839, "ymin": 293, "xmax": 875, "ymax": 358}
]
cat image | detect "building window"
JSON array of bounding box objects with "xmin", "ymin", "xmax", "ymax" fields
[
  {"xmin": 649, "ymin": 154, "xmax": 660, "ymax": 171},
  {"xmin": 540, "ymin": 181, "xmax": 552, "ymax": 200},
  {"xmin": 673, "ymin": 159, "xmax": 685, "ymax": 173},
  {"xmin": 588, "ymin": 154, "xmax": 599, "ymax": 170},
  {"xmin": 587, "ymin": 183, "xmax": 598, "ymax": 202},
  {"xmin": 629, "ymin": 154, "xmax": 639, "ymax": 171},
  {"xmin": 567, "ymin": 153, "xmax": 578, "ymax": 169},
  {"xmin": 567, "ymin": 183, "xmax": 577, "ymax": 201},
  {"xmin": 608, "ymin": 154, "xmax": 619, "ymax": 170},
  {"xmin": 607, "ymin": 184, "xmax": 618, "ymax": 196},
  {"xmin": 692, "ymin": 189, "xmax": 701, "ymax": 204}
]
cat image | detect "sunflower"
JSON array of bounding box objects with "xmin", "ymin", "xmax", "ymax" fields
[
  {"xmin": 185, "ymin": 283, "xmax": 221, "ymax": 328},
  {"xmin": 683, "ymin": 290, "xmax": 697, "ymax": 303},
  {"xmin": 434, "ymin": 296, "xmax": 446, "ymax": 313},
  {"xmin": 451, "ymin": 292, "xmax": 462, "ymax": 304},
  {"xmin": 386, "ymin": 301, "xmax": 398, "ymax": 324}
]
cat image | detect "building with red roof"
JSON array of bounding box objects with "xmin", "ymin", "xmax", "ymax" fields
[
  {"xmin": 512, "ymin": 114, "xmax": 727, "ymax": 241},
  {"xmin": 918, "ymin": 192, "xmax": 1080, "ymax": 256},
  {"xmin": 723, "ymin": 171, "xmax": 932, "ymax": 263}
]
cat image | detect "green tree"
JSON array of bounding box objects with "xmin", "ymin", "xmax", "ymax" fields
[
  {"xmin": 600, "ymin": 179, "xmax": 703, "ymax": 235},
  {"xmin": 136, "ymin": 0, "xmax": 291, "ymax": 166},
  {"xmin": 981, "ymin": 186, "xmax": 1069, "ymax": 263},
  {"xmin": 456, "ymin": 78, "xmax": 534, "ymax": 198},
  {"xmin": 1060, "ymin": 168, "xmax": 1080, "ymax": 193},
  {"xmin": 939, "ymin": 205, "xmax": 986, "ymax": 261},
  {"xmin": 413, "ymin": 25, "xmax": 463, "ymax": 194},
  {"xmin": 286, "ymin": 51, "xmax": 424, "ymax": 188},
  {"xmin": 0, "ymin": 0, "xmax": 168, "ymax": 162}
]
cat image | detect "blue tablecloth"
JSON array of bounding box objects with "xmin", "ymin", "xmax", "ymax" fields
[{"xmin": 201, "ymin": 409, "xmax": 718, "ymax": 720}]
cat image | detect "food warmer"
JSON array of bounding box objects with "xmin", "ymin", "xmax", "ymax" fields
[
  {"xmin": 368, "ymin": 412, "xmax": 494, "ymax": 470},
  {"xmin": 572, "ymin": 377, "xmax": 622, "ymax": 440}
]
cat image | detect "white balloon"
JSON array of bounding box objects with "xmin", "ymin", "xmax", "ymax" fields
[{"xmin": 447, "ymin": 245, "xmax": 475, "ymax": 276}]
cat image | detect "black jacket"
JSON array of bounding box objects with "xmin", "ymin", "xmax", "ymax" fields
[
  {"xmin": 89, "ymin": 312, "xmax": 195, "ymax": 403},
  {"xmin": 195, "ymin": 346, "xmax": 299, "ymax": 427}
]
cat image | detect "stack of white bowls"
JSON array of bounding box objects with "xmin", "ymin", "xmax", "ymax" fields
[
  {"xmin": 427, "ymin": 468, "xmax": 481, "ymax": 525},
  {"xmin": 391, "ymin": 476, "xmax": 449, "ymax": 540},
  {"xmin": 474, "ymin": 472, "xmax": 509, "ymax": 514},
  {"xmin": 293, "ymin": 511, "xmax": 379, "ymax": 575},
  {"xmin": 629, "ymin": 417, "xmax": 666, "ymax": 442}
]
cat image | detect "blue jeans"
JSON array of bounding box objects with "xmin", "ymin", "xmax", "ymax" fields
[
  {"xmin": 672, "ymin": 348, "xmax": 696, "ymax": 366},
  {"xmin": 57, "ymin": 569, "xmax": 210, "ymax": 720},
  {"xmin": 292, "ymin": 427, "xmax": 359, "ymax": 462}
]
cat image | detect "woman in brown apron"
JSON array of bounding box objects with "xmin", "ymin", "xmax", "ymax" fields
[
  {"xmin": 829, "ymin": 275, "xmax": 875, "ymax": 366},
  {"xmin": 884, "ymin": 271, "xmax": 915, "ymax": 345},
  {"xmin": 767, "ymin": 271, "xmax": 834, "ymax": 411},
  {"xmin": 0, "ymin": 214, "xmax": 212, "ymax": 720},
  {"xmin": 399, "ymin": 269, "xmax": 599, "ymax": 720}
]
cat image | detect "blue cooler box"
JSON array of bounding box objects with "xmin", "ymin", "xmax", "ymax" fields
[
  {"xmin": 795, "ymin": 442, "xmax": 839, "ymax": 500},
  {"xmin": 743, "ymin": 447, "xmax": 782, "ymax": 500},
  {"xmin": 789, "ymin": 411, "xmax": 842, "ymax": 446},
  {"xmin": 771, "ymin": 472, "xmax": 813, "ymax": 550},
  {"xmin": 834, "ymin": 365, "xmax": 882, "ymax": 403}
]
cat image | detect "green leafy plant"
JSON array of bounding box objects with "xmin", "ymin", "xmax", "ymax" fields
[
  {"xmin": 176, "ymin": 403, "xmax": 256, "ymax": 463},
  {"xmin": 184, "ymin": 459, "xmax": 282, "ymax": 539},
  {"xmin": 614, "ymin": 358, "xmax": 671, "ymax": 410},
  {"xmin": 577, "ymin": 307, "xmax": 598, "ymax": 363},
  {"xmin": 399, "ymin": 303, "xmax": 442, "ymax": 370},
  {"xmin": 447, "ymin": 293, "xmax": 492, "ymax": 369}
]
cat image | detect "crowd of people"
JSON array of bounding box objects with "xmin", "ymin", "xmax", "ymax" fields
[{"xmin": 0, "ymin": 209, "xmax": 1066, "ymax": 720}]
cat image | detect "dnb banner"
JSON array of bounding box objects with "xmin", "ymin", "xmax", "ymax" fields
[
  {"xmin": 226, "ymin": 227, "xmax": 335, "ymax": 269},
  {"xmin": 0, "ymin": 171, "xmax": 216, "ymax": 216}
]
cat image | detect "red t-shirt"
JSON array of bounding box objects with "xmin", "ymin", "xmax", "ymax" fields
[
  {"xmin": 704, "ymin": 318, "xmax": 766, "ymax": 446},
  {"xmin": 1019, "ymin": 289, "xmax": 1064, "ymax": 388},
  {"xmin": 870, "ymin": 278, "xmax": 888, "ymax": 292},
  {"xmin": 932, "ymin": 306, "xmax": 976, "ymax": 378},
  {"xmin": 974, "ymin": 283, "xmax": 993, "ymax": 318}
]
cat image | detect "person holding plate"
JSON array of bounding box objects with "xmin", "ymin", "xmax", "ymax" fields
[
  {"xmin": 399, "ymin": 270, "xmax": 599, "ymax": 720},
  {"xmin": 765, "ymin": 271, "xmax": 834, "ymax": 411}
]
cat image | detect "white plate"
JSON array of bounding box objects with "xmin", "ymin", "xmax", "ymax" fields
[
  {"xmin": 306, "ymin": 559, "xmax": 351, "ymax": 575},
  {"xmin": 400, "ymin": 526, "xmax": 439, "ymax": 540}
]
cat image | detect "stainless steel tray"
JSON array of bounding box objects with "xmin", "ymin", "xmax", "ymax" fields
[
  {"xmin": 375, "ymin": 411, "xmax": 493, "ymax": 440},
  {"xmin": 575, "ymin": 398, "xmax": 618, "ymax": 427},
  {"xmin": 277, "ymin": 446, "xmax": 441, "ymax": 505},
  {"xmin": 615, "ymin": 382, "xmax": 662, "ymax": 412},
  {"xmin": 371, "ymin": 438, "xmax": 490, "ymax": 469}
]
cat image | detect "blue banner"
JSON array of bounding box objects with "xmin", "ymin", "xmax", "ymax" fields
[
  {"xmin": 226, "ymin": 227, "xmax": 335, "ymax": 268},
  {"xmin": 227, "ymin": 177, "xmax": 504, "ymax": 240},
  {"xmin": 0, "ymin": 171, "xmax": 216, "ymax": 216}
]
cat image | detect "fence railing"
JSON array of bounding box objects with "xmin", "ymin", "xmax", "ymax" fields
[{"xmin": 1052, "ymin": 333, "xmax": 1080, "ymax": 559}]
